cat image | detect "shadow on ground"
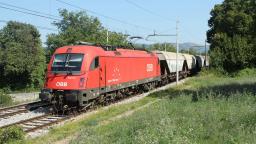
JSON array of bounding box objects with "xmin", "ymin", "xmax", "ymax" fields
[{"xmin": 150, "ymin": 82, "xmax": 256, "ymax": 102}]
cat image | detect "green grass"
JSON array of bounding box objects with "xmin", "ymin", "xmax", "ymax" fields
[
  {"xmin": 25, "ymin": 96, "xmax": 158, "ymax": 144},
  {"xmin": 72, "ymin": 93, "xmax": 256, "ymax": 144},
  {"xmin": 0, "ymin": 126, "xmax": 25, "ymax": 144},
  {"xmin": 0, "ymin": 89, "xmax": 12, "ymax": 107},
  {"xmin": 25, "ymin": 69, "xmax": 256, "ymax": 144}
]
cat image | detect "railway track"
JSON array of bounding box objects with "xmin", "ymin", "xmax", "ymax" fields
[
  {"xmin": 0, "ymin": 104, "xmax": 28, "ymax": 118},
  {"xmin": 0, "ymin": 89, "xmax": 168, "ymax": 133},
  {"xmin": 0, "ymin": 101, "xmax": 74, "ymax": 134},
  {"xmin": 0, "ymin": 113, "xmax": 70, "ymax": 133},
  {"xmin": 0, "ymin": 96, "xmax": 138, "ymax": 134},
  {"xmin": 0, "ymin": 101, "xmax": 50, "ymax": 119}
]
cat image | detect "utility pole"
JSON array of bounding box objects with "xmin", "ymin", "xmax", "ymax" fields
[{"xmin": 176, "ymin": 20, "xmax": 179, "ymax": 85}]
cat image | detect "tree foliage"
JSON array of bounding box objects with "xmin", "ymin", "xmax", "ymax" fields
[
  {"xmin": 207, "ymin": 0, "xmax": 256, "ymax": 72},
  {"xmin": 0, "ymin": 21, "xmax": 46, "ymax": 89},
  {"xmin": 46, "ymin": 9, "xmax": 129, "ymax": 61},
  {"xmin": 180, "ymin": 48, "xmax": 199, "ymax": 56},
  {"xmin": 150, "ymin": 43, "xmax": 176, "ymax": 52},
  {"xmin": 0, "ymin": 126, "xmax": 24, "ymax": 144}
]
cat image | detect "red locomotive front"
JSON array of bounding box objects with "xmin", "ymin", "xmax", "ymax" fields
[{"xmin": 39, "ymin": 44, "xmax": 161, "ymax": 109}]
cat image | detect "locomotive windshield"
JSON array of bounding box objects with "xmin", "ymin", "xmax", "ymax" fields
[{"xmin": 51, "ymin": 53, "xmax": 84, "ymax": 73}]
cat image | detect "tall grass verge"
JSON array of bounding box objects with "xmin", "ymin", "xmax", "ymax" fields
[
  {"xmin": 0, "ymin": 126, "xmax": 25, "ymax": 144},
  {"xmin": 69, "ymin": 71, "xmax": 256, "ymax": 144},
  {"xmin": 26, "ymin": 70, "xmax": 256, "ymax": 143}
]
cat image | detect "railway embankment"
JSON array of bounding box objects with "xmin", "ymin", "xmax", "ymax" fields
[
  {"xmin": 9, "ymin": 92, "xmax": 39, "ymax": 103},
  {"xmin": 1, "ymin": 69, "xmax": 256, "ymax": 144},
  {"xmin": 0, "ymin": 91, "xmax": 39, "ymax": 108},
  {"xmin": 24, "ymin": 70, "xmax": 256, "ymax": 144}
]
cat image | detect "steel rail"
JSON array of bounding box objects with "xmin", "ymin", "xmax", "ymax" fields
[
  {"xmin": 0, "ymin": 101, "xmax": 47, "ymax": 119},
  {"xmin": 0, "ymin": 109, "xmax": 28, "ymax": 118},
  {"xmin": 0, "ymin": 101, "xmax": 41, "ymax": 112},
  {"xmin": 0, "ymin": 113, "xmax": 71, "ymax": 133}
]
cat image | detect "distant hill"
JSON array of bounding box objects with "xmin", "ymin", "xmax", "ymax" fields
[
  {"xmin": 179, "ymin": 42, "xmax": 199, "ymax": 50},
  {"xmin": 178, "ymin": 42, "xmax": 209, "ymax": 53},
  {"xmin": 134, "ymin": 42, "xmax": 209, "ymax": 52}
]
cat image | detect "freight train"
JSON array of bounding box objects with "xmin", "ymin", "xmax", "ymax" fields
[{"xmin": 39, "ymin": 43, "xmax": 208, "ymax": 111}]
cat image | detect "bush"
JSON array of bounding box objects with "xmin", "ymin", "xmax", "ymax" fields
[
  {"xmin": 235, "ymin": 68, "xmax": 256, "ymax": 78},
  {"xmin": 198, "ymin": 68, "xmax": 228, "ymax": 77},
  {"xmin": 0, "ymin": 89, "xmax": 12, "ymax": 107},
  {"xmin": 0, "ymin": 126, "xmax": 25, "ymax": 144}
]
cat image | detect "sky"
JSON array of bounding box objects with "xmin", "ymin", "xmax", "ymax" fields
[{"xmin": 0, "ymin": 0, "xmax": 223, "ymax": 46}]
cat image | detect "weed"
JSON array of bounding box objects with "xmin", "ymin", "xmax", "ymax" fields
[{"xmin": 0, "ymin": 126, "xmax": 25, "ymax": 144}]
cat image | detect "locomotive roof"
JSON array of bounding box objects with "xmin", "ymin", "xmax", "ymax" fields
[{"xmin": 54, "ymin": 45, "xmax": 157, "ymax": 58}]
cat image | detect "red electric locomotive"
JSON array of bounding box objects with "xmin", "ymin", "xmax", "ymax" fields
[{"xmin": 39, "ymin": 43, "xmax": 161, "ymax": 110}]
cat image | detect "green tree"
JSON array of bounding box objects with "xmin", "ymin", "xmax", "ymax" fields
[
  {"xmin": 207, "ymin": 0, "xmax": 256, "ymax": 72},
  {"xmin": 180, "ymin": 48, "xmax": 199, "ymax": 55},
  {"xmin": 150, "ymin": 43, "xmax": 176, "ymax": 52},
  {"xmin": 0, "ymin": 21, "xmax": 46, "ymax": 89},
  {"xmin": 46, "ymin": 9, "xmax": 128, "ymax": 61}
]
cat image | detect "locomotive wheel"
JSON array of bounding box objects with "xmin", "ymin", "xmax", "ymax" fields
[{"xmin": 51, "ymin": 95, "xmax": 65, "ymax": 114}]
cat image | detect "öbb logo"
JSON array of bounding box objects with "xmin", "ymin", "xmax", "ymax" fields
[{"xmin": 56, "ymin": 82, "xmax": 68, "ymax": 87}]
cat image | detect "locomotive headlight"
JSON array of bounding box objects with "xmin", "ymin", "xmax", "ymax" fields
[{"xmin": 79, "ymin": 78, "xmax": 85, "ymax": 88}]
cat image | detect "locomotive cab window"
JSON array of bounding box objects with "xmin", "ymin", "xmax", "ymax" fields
[
  {"xmin": 52, "ymin": 53, "xmax": 84, "ymax": 73},
  {"xmin": 90, "ymin": 56, "xmax": 99, "ymax": 70}
]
